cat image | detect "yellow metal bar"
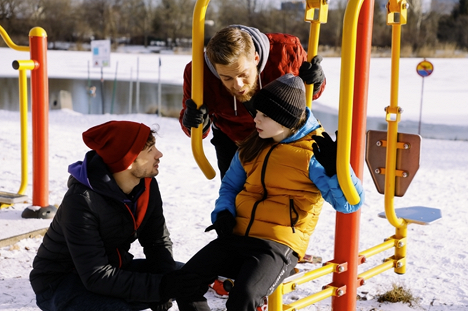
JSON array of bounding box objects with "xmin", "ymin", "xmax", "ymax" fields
[
  {"xmin": 13, "ymin": 60, "xmax": 36, "ymax": 195},
  {"xmin": 0, "ymin": 25, "xmax": 29, "ymax": 52},
  {"xmin": 359, "ymin": 238, "xmax": 395, "ymax": 259},
  {"xmin": 336, "ymin": 0, "xmax": 365, "ymax": 205},
  {"xmin": 394, "ymin": 225, "xmax": 407, "ymax": 274},
  {"xmin": 282, "ymin": 263, "xmax": 336, "ymax": 294},
  {"xmin": 304, "ymin": 0, "xmax": 328, "ymax": 109},
  {"xmin": 305, "ymin": 23, "xmax": 320, "ymax": 109},
  {"xmin": 358, "ymin": 258, "xmax": 395, "ymax": 281},
  {"xmin": 383, "ymin": 22, "xmax": 405, "ymax": 228},
  {"xmin": 18, "ymin": 69, "xmax": 29, "ymax": 194},
  {"xmin": 283, "ymin": 286, "xmax": 336, "ymax": 311},
  {"xmin": 268, "ymin": 284, "xmax": 283, "ymax": 311},
  {"xmin": 191, "ymin": 0, "xmax": 216, "ymax": 180}
]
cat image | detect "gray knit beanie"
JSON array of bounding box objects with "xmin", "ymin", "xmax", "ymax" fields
[{"xmin": 252, "ymin": 73, "xmax": 306, "ymax": 128}]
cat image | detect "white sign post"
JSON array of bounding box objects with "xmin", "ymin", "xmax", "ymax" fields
[{"xmin": 91, "ymin": 40, "xmax": 111, "ymax": 114}]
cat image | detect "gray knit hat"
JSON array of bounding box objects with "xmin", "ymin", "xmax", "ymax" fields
[{"xmin": 252, "ymin": 73, "xmax": 306, "ymax": 128}]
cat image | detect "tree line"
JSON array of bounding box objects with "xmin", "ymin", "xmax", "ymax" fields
[{"xmin": 0, "ymin": 0, "xmax": 466, "ymax": 55}]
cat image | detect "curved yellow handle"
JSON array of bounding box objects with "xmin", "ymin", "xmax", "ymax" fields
[
  {"xmin": 191, "ymin": 0, "xmax": 216, "ymax": 180},
  {"xmin": 0, "ymin": 25, "xmax": 29, "ymax": 52},
  {"xmin": 336, "ymin": 0, "xmax": 364, "ymax": 205},
  {"xmin": 304, "ymin": 0, "xmax": 328, "ymax": 108},
  {"xmin": 15, "ymin": 61, "xmax": 36, "ymax": 195}
]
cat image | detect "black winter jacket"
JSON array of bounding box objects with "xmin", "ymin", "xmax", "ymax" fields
[{"xmin": 30, "ymin": 151, "xmax": 175, "ymax": 303}]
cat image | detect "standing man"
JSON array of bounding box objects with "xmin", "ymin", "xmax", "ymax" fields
[
  {"xmin": 180, "ymin": 25, "xmax": 326, "ymax": 179},
  {"xmin": 29, "ymin": 121, "xmax": 207, "ymax": 311}
]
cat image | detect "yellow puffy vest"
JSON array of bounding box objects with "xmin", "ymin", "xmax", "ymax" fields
[{"xmin": 234, "ymin": 128, "xmax": 324, "ymax": 260}]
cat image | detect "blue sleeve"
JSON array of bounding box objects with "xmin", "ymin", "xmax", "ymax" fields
[
  {"xmin": 211, "ymin": 152, "xmax": 246, "ymax": 223},
  {"xmin": 309, "ymin": 156, "xmax": 364, "ymax": 213}
]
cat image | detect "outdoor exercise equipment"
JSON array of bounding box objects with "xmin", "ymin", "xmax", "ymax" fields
[
  {"xmin": 191, "ymin": 0, "xmax": 442, "ymax": 310},
  {"xmin": 0, "ymin": 25, "xmax": 56, "ymax": 219}
]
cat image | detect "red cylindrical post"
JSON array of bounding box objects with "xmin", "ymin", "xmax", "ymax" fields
[
  {"xmin": 331, "ymin": 0, "xmax": 374, "ymax": 309},
  {"xmin": 22, "ymin": 27, "xmax": 56, "ymax": 219}
]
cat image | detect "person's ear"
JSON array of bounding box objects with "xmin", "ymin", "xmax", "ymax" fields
[{"xmin": 254, "ymin": 52, "xmax": 260, "ymax": 66}]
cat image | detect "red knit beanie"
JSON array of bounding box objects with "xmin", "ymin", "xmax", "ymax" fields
[{"xmin": 82, "ymin": 121, "xmax": 151, "ymax": 173}]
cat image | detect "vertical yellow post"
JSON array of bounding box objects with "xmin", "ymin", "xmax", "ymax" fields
[
  {"xmin": 268, "ymin": 284, "xmax": 283, "ymax": 310},
  {"xmin": 384, "ymin": 0, "xmax": 409, "ymax": 273},
  {"xmin": 16, "ymin": 62, "xmax": 36, "ymax": 195}
]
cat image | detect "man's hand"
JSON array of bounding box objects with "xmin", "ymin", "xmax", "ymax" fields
[
  {"xmin": 182, "ymin": 99, "xmax": 211, "ymax": 133},
  {"xmin": 205, "ymin": 210, "xmax": 236, "ymax": 238},
  {"xmin": 299, "ymin": 55, "xmax": 325, "ymax": 95},
  {"xmin": 312, "ymin": 131, "xmax": 337, "ymax": 177},
  {"xmin": 159, "ymin": 269, "xmax": 208, "ymax": 301}
]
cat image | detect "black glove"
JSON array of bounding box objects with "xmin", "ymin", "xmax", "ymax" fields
[
  {"xmin": 182, "ymin": 99, "xmax": 211, "ymax": 134},
  {"xmin": 312, "ymin": 131, "xmax": 337, "ymax": 177},
  {"xmin": 159, "ymin": 269, "xmax": 207, "ymax": 301},
  {"xmin": 149, "ymin": 300, "xmax": 173, "ymax": 311},
  {"xmin": 299, "ymin": 55, "xmax": 325, "ymax": 95},
  {"xmin": 205, "ymin": 210, "xmax": 236, "ymax": 238}
]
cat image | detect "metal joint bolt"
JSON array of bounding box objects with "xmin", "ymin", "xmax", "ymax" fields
[
  {"xmin": 396, "ymin": 261, "xmax": 404, "ymax": 268},
  {"xmin": 402, "ymin": 172, "xmax": 408, "ymax": 178},
  {"xmin": 403, "ymin": 143, "xmax": 410, "ymax": 149},
  {"xmin": 398, "ymin": 241, "xmax": 405, "ymax": 248},
  {"xmin": 375, "ymin": 168, "xmax": 381, "ymax": 174},
  {"xmin": 337, "ymin": 265, "xmax": 344, "ymax": 273},
  {"xmin": 336, "ymin": 289, "xmax": 344, "ymax": 297},
  {"xmin": 376, "ymin": 140, "xmax": 382, "ymax": 147}
]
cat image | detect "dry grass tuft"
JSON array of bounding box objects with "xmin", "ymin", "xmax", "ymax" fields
[{"xmin": 376, "ymin": 283, "xmax": 420, "ymax": 307}]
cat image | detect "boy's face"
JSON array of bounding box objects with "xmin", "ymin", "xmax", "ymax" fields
[
  {"xmin": 254, "ymin": 110, "xmax": 289, "ymax": 142},
  {"xmin": 215, "ymin": 52, "xmax": 260, "ymax": 102},
  {"xmin": 131, "ymin": 140, "xmax": 163, "ymax": 178}
]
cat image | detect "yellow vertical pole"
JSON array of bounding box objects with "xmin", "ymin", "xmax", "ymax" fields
[
  {"xmin": 268, "ymin": 284, "xmax": 283, "ymax": 310},
  {"xmin": 384, "ymin": 0, "xmax": 409, "ymax": 273},
  {"xmin": 18, "ymin": 66, "xmax": 32, "ymax": 195},
  {"xmin": 304, "ymin": 0, "xmax": 328, "ymax": 108}
]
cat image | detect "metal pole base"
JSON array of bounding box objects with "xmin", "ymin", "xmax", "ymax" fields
[{"xmin": 22, "ymin": 205, "xmax": 57, "ymax": 219}]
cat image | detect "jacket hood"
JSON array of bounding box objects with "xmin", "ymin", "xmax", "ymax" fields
[
  {"xmin": 68, "ymin": 150, "xmax": 122, "ymax": 197},
  {"xmin": 282, "ymin": 108, "xmax": 321, "ymax": 143},
  {"xmin": 204, "ymin": 25, "xmax": 270, "ymax": 79}
]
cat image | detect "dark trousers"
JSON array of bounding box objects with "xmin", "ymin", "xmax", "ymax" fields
[
  {"xmin": 210, "ymin": 127, "xmax": 239, "ymax": 180},
  {"xmin": 35, "ymin": 260, "xmax": 182, "ymax": 311},
  {"xmin": 176, "ymin": 235, "xmax": 298, "ymax": 311}
]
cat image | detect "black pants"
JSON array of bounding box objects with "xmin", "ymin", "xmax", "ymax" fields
[
  {"xmin": 176, "ymin": 235, "xmax": 298, "ymax": 311},
  {"xmin": 210, "ymin": 127, "xmax": 239, "ymax": 180},
  {"xmin": 35, "ymin": 260, "xmax": 182, "ymax": 311}
]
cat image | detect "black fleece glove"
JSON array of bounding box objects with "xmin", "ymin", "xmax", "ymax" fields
[
  {"xmin": 159, "ymin": 269, "xmax": 207, "ymax": 301},
  {"xmin": 299, "ymin": 55, "xmax": 325, "ymax": 95},
  {"xmin": 205, "ymin": 210, "xmax": 236, "ymax": 238},
  {"xmin": 182, "ymin": 99, "xmax": 211, "ymax": 134},
  {"xmin": 312, "ymin": 131, "xmax": 337, "ymax": 177}
]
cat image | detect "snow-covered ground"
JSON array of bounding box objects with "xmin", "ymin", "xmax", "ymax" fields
[{"xmin": 1, "ymin": 108, "xmax": 467, "ymax": 310}]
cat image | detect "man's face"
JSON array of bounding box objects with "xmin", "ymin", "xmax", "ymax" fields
[
  {"xmin": 131, "ymin": 141, "xmax": 163, "ymax": 179},
  {"xmin": 215, "ymin": 53, "xmax": 260, "ymax": 102}
]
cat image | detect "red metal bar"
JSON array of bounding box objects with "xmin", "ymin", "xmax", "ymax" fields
[
  {"xmin": 331, "ymin": 0, "xmax": 374, "ymax": 309},
  {"xmin": 29, "ymin": 27, "xmax": 49, "ymax": 207}
]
